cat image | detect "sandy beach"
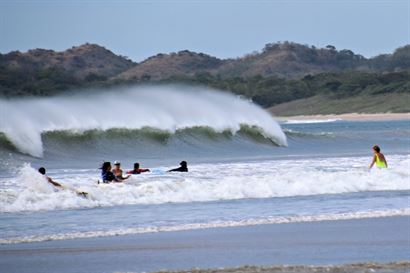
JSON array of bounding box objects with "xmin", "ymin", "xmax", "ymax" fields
[
  {"xmin": 154, "ymin": 262, "xmax": 410, "ymax": 273},
  {"xmin": 276, "ymin": 113, "xmax": 410, "ymax": 122},
  {"xmin": 1, "ymin": 216, "xmax": 409, "ymax": 273}
]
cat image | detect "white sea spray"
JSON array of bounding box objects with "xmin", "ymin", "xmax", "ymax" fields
[{"xmin": 0, "ymin": 85, "xmax": 287, "ymax": 157}]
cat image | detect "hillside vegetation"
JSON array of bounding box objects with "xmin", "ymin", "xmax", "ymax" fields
[
  {"xmin": 0, "ymin": 42, "xmax": 409, "ymax": 114},
  {"xmin": 0, "ymin": 43, "xmax": 134, "ymax": 96}
]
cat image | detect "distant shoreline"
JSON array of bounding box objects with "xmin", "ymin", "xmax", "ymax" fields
[{"xmin": 276, "ymin": 112, "xmax": 410, "ymax": 122}]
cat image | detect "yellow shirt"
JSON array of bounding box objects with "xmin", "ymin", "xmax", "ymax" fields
[{"xmin": 375, "ymin": 154, "xmax": 387, "ymax": 168}]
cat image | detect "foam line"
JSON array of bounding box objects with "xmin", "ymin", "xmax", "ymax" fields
[{"xmin": 1, "ymin": 209, "xmax": 408, "ymax": 244}]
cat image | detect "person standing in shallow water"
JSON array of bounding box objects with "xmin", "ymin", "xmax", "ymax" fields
[{"xmin": 369, "ymin": 145, "xmax": 388, "ymax": 169}]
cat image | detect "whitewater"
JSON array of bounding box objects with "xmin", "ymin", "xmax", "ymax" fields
[
  {"xmin": 0, "ymin": 85, "xmax": 409, "ymax": 245},
  {"xmin": 0, "ymin": 86, "xmax": 286, "ymax": 157},
  {"xmin": 1, "ymin": 155, "xmax": 409, "ymax": 213}
]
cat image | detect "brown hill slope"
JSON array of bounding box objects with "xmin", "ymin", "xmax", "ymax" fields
[
  {"xmin": 0, "ymin": 43, "xmax": 135, "ymax": 80},
  {"xmin": 117, "ymin": 50, "xmax": 223, "ymax": 81},
  {"xmin": 216, "ymin": 42, "xmax": 368, "ymax": 78},
  {"xmin": 115, "ymin": 42, "xmax": 409, "ymax": 81},
  {"xmin": 0, "ymin": 43, "xmax": 136, "ymax": 95},
  {"xmin": 1, "ymin": 42, "xmax": 409, "ymax": 101}
]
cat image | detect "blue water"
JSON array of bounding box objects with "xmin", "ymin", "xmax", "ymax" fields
[
  {"xmin": 1, "ymin": 190, "xmax": 409, "ymax": 243},
  {"xmin": 0, "ymin": 119, "xmax": 409, "ymax": 244}
]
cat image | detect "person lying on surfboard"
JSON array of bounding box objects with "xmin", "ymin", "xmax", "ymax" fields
[
  {"xmin": 168, "ymin": 161, "xmax": 188, "ymax": 172},
  {"xmin": 38, "ymin": 167, "xmax": 88, "ymax": 197},
  {"xmin": 369, "ymin": 145, "xmax": 388, "ymax": 169},
  {"xmin": 38, "ymin": 167, "xmax": 63, "ymax": 188},
  {"xmin": 112, "ymin": 161, "xmax": 131, "ymax": 181},
  {"xmin": 126, "ymin": 162, "xmax": 150, "ymax": 174}
]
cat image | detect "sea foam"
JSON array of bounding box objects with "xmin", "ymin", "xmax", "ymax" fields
[
  {"xmin": 1, "ymin": 155, "xmax": 409, "ymax": 213},
  {"xmin": 1, "ymin": 209, "xmax": 408, "ymax": 244}
]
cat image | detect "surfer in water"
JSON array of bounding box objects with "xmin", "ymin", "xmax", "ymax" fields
[
  {"xmin": 168, "ymin": 161, "xmax": 188, "ymax": 172},
  {"xmin": 38, "ymin": 167, "xmax": 63, "ymax": 188},
  {"xmin": 112, "ymin": 161, "xmax": 131, "ymax": 181},
  {"xmin": 369, "ymin": 145, "xmax": 388, "ymax": 169},
  {"xmin": 38, "ymin": 167, "xmax": 88, "ymax": 197},
  {"xmin": 100, "ymin": 161, "xmax": 118, "ymax": 183},
  {"xmin": 127, "ymin": 162, "xmax": 150, "ymax": 174}
]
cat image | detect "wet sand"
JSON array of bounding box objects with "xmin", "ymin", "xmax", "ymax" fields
[
  {"xmin": 151, "ymin": 262, "xmax": 410, "ymax": 273},
  {"xmin": 0, "ymin": 216, "xmax": 409, "ymax": 273},
  {"xmin": 276, "ymin": 113, "xmax": 410, "ymax": 122}
]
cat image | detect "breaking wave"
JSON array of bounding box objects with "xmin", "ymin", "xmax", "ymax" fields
[
  {"xmin": 0, "ymin": 125, "xmax": 280, "ymax": 154},
  {"xmin": 0, "ymin": 86, "xmax": 287, "ymax": 157}
]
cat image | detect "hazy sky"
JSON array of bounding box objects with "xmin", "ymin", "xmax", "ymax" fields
[{"xmin": 1, "ymin": 0, "xmax": 409, "ymax": 62}]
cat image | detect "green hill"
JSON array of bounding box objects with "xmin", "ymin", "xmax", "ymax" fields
[{"xmin": 0, "ymin": 42, "xmax": 409, "ymax": 114}]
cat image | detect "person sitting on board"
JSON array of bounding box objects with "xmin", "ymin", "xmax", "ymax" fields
[
  {"xmin": 369, "ymin": 145, "xmax": 388, "ymax": 169},
  {"xmin": 38, "ymin": 167, "xmax": 63, "ymax": 188},
  {"xmin": 100, "ymin": 161, "xmax": 118, "ymax": 183},
  {"xmin": 112, "ymin": 161, "xmax": 131, "ymax": 181},
  {"xmin": 127, "ymin": 162, "xmax": 150, "ymax": 175},
  {"xmin": 168, "ymin": 161, "xmax": 188, "ymax": 172}
]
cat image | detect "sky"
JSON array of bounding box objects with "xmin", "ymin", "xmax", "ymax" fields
[{"xmin": 0, "ymin": 0, "xmax": 409, "ymax": 62}]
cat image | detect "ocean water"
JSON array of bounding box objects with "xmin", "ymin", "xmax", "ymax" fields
[{"xmin": 0, "ymin": 86, "xmax": 409, "ymax": 245}]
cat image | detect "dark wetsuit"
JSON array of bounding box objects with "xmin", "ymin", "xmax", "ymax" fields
[
  {"xmin": 168, "ymin": 166, "xmax": 188, "ymax": 172},
  {"xmin": 101, "ymin": 170, "xmax": 116, "ymax": 183}
]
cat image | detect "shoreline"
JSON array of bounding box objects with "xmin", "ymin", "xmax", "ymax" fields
[
  {"xmin": 275, "ymin": 112, "xmax": 410, "ymax": 122},
  {"xmin": 151, "ymin": 262, "xmax": 410, "ymax": 273},
  {"xmin": 1, "ymin": 216, "xmax": 409, "ymax": 273}
]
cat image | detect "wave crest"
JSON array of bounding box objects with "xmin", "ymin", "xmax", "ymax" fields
[{"xmin": 0, "ymin": 86, "xmax": 287, "ymax": 157}]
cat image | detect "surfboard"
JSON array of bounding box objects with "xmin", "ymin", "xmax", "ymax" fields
[
  {"xmin": 60, "ymin": 184, "xmax": 89, "ymax": 198},
  {"xmin": 97, "ymin": 181, "xmax": 126, "ymax": 187}
]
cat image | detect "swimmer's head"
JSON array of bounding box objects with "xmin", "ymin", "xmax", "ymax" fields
[
  {"xmin": 100, "ymin": 162, "xmax": 112, "ymax": 171},
  {"xmin": 38, "ymin": 167, "xmax": 46, "ymax": 175},
  {"xmin": 180, "ymin": 161, "xmax": 187, "ymax": 167}
]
